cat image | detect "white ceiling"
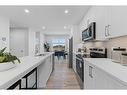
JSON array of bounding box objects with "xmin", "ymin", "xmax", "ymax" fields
[{"xmin": 0, "ymin": 6, "xmax": 90, "ymax": 34}]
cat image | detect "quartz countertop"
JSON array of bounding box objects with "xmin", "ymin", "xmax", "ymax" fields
[
  {"xmin": 84, "ymin": 58, "xmax": 127, "ymax": 86},
  {"xmin": 0, "ymin": 52, "xmax": 54, "ymax": 89},
  {"xmin": 74, "ymin": 52, "xmax": 90, "ymax": 55}
]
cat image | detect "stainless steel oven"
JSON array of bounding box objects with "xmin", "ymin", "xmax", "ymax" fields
[
  {"xmin": 90, "ymin": 47, "xmax": 107, "ymax": 58},
  {"xmin": 76, "ymin": 54, "xmax": 84, "ymax": 89}
]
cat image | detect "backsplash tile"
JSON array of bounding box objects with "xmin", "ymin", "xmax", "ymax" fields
[{"xmin": 83, "ymin": 35, "xmax": 127, "ymax": 58}]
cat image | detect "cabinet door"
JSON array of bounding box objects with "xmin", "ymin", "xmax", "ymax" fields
[
  {"xmin": 94, "ymin": 7, "xmax": 107, "ymax": 40},
  {"xmin": 94, "ymin": 67, "xmax": 108, "ymax": 89},
  {"xmin": 85, "ymin": 62, "xmax": 95, "ymax": 89},
  {"xmin": 104, "ymin": 74, "xmax": 127, "ymax": 89},
  {"xmin": 110, "ymin": 6, "xmax": 127, "ymax": 38},
  {"xmin": 8, "ymin": 80, "xmax": 21, "ymax": 90},
  {"xmin": 94, "ymin": 67, "xmax": 127, "ymax": 89},
  {"xmin": 73, "ymin": 53, "xmax": 76, "ymax": 72},
  {"xmin": 89, "ymin": 7, "xmax": 111, "ymax": 40},
  {"xmin": 37, "ymin": 56, "xmax": 52, "ymax": 88},
  {"xmin": 96, "ymin": 6, "xmax": 112, "ymax": 39}
]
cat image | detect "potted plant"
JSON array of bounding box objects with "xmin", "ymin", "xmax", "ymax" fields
[
  {"xmin": 0, "ymin": 47, "xmax": 20, "ymax": 72},
  {"xmin": 44, "ymin": 42, "xmax": 50, "ymax": 52}
]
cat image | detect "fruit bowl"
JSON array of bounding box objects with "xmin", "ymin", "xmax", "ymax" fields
[{"xmin": 0, "ymin": 62, "xmax": 16, "ymax": 72}]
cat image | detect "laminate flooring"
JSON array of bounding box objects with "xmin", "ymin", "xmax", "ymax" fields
[{"xmin": 46, "ymin": 58, "xmax": 80, "ymax": 89}]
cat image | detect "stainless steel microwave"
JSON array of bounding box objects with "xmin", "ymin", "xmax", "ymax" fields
[{"xmin": 82, "ymin": 22, "xmax": 96, "ymax": 41}]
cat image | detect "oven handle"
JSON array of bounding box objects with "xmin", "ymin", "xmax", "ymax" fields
[{"xmin": 76, "ymin": 57, "xmax": 83, "ymax": 62}]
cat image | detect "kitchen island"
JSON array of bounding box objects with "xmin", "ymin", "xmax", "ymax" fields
[
  {"xmin": 0, "ymin": 52, "xmax": 54, "ymax": 89},
  {"xmin": 84, "ymin": 58, "xmax": 127, "ymax": 89}
]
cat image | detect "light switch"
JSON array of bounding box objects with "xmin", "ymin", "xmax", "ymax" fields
[{"xmin": 2, "ymin": 37, "xmax": 6, "ymax": 41}]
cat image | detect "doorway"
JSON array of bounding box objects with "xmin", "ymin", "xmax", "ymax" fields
[{"xmin": 10, "ymin": 28, "xmax": 29, "ymax": 57}]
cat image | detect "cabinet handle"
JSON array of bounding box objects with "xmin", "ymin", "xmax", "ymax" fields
[
  {"xmin": 89, "ymin": 66, "xmax": 93, "ymax": 78},
  {"xmin": 105, "ymin": 26, "xmax": 108, "ymax": 37},
  {"xmin": 107, "ymin": 25, "xmax": 111, "ymax": 36}
]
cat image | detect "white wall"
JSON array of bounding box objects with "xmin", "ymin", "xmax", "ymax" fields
[{"xmin": 0, "ymin": 16, "xmax": 9, "ymax": 52}]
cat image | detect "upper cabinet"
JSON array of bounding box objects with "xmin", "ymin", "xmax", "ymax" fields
[
  {"xmin": 93, "ymin": 7, "xmax": 110, "ymax": 40},
  {"xmin": 79, "ymin": 6, "xmax": 127, "ymax": 41},
  {"xmin": 110, "ymin": 7, "xmax": 127, "ymax": 38}
]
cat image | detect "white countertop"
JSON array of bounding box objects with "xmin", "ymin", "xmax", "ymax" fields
[
  {"xmin": 0, "ymin": 52, "xmax": 54, "ymax": 89},
  {"xmin": 84, "ymin": 58, "xmax": 127, "ymax": 86},
  {"xmin": 74, "ymin": 52, "xmax": 90, "ymax": 55}
]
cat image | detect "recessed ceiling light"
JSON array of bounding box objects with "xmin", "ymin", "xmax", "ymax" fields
[
  {"xmin": 42, "ymin": 26, "xmax": 46, "ymax": 30},
  {"xmin": 64, "ymin": 26, "xmax": 67, "ymax": 29},
  {"xmin": 64, "ymin": 9, "xmax": 69, "ymax": 14},
  {"xmin": 24, "ymin": 9, "xmax": 30, "ymax": 13}
]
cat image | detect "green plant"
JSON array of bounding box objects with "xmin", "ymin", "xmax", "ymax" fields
[
  {"xmin": 0, "ymin": 47, "xmax": 20, "ymax": 64},
  {"xmin": 44, "ymin": 42, "xmax": 50, "ymax": 52}
]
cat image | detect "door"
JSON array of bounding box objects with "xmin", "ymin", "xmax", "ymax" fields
[{"xmin": 10, "ymin": 28, "xmax": 28, "ymax": 57}]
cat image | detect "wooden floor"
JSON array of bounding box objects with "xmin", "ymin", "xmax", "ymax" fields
[{"xmin": 46, "ymin": 58, "xmax": 80, "ymax": 89}]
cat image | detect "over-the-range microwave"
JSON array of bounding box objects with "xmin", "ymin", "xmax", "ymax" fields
[{"xmin": 82, "ymin": 22, "xmax": 96, "ymax": 41}]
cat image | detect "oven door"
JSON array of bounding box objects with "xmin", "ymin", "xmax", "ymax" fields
[
  {"xmin": 76, "ymin": 56, "xmax": 84, "ymax": 82},
  {"xmin": 90, "ymin": 52, "xmax": 106, "ymax": 58}
]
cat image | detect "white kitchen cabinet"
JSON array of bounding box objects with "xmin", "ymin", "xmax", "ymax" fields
[
  {"xmin": 94, "ymin": 66, "xmax": 127, "ymax": 89},
  {"xmin": 94, "ymin": 67, "xmax": 110, "ymax": 89},
  {"xmin": 85, "ymin": 62, "xmax": 95, "ymax": 89},
  {"xmin": 95, "ymin": 6, "xmax": 127, "ymax": 39},
  {"xmin": 109, "ymin": 7, "xmax": 127, "ymax": 38},
  {"xmin": 104, "ymin": 74, "xmax": 127, "ymax": 89},
  {"xmin": 80, "ymin": 7, "xmax": 111, "ymax": 41},
  {"xmin": 80, "ymin": 6, "xmax": 127, "ymax": 41},
  {"xmin": 93, "ymin": 7, "xmax": 111, "ymax": 40},
  {"xmin": 73, "ymin": 53, "xmax": 76, "ymax": 73},
  {"xmin": 8, "ymin": 80, "xmax": 21, "ymax": 90},
  {"xmin": 79, "ymin": 7, "xmax": 96, "ymax": 33},
  {"xmin": 27, "ymin": 71, "xmax": 36, "ymax": 88},
  {"xmin": 99, "ymin": 6, "xmax": 127, "ymax": 39},
  {"xmin": 84, "ymin": 60, "xmax": 127, "ymax": 89},
  {"xmin": 37, "ymin": 56, "xmax": 53, "ymax": 88},
  {"xmin": 87, "ymin": 6, "xmax": 112, "ymax": 40}
]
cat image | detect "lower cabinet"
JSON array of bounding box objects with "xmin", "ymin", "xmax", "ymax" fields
[
  {"xmin": 8, "ymin": 68, "xmax": 38, "ymax": 90},
  {"xmin": 85, "ymin": 62, "xmax": 96, "ymax": 89},
  {"xmin": 8, "ymin": 55, "xmax": 53, "ymax": 90},
  {"xmin": 21, "ymin": 68, "xmax": 38, "ymax": 89},
  {"xmin": 7, "ymin": 80, "xmax": 21, "ymax": 90},
  {"xmin": 84, "ymin": 61, "xmax": 127, "ymax": 89},
  {"xmin": 37, "ymin": 56, "xmax": 53, "ymax": 88},
  {"xmin": 73, "ymin": 53, "xmax": 76, "ymax": 73}
]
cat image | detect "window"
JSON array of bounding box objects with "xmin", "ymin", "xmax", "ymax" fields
[{"xmin": 52, "ymin": 39, "xmax": 65, "ymax": 46}]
